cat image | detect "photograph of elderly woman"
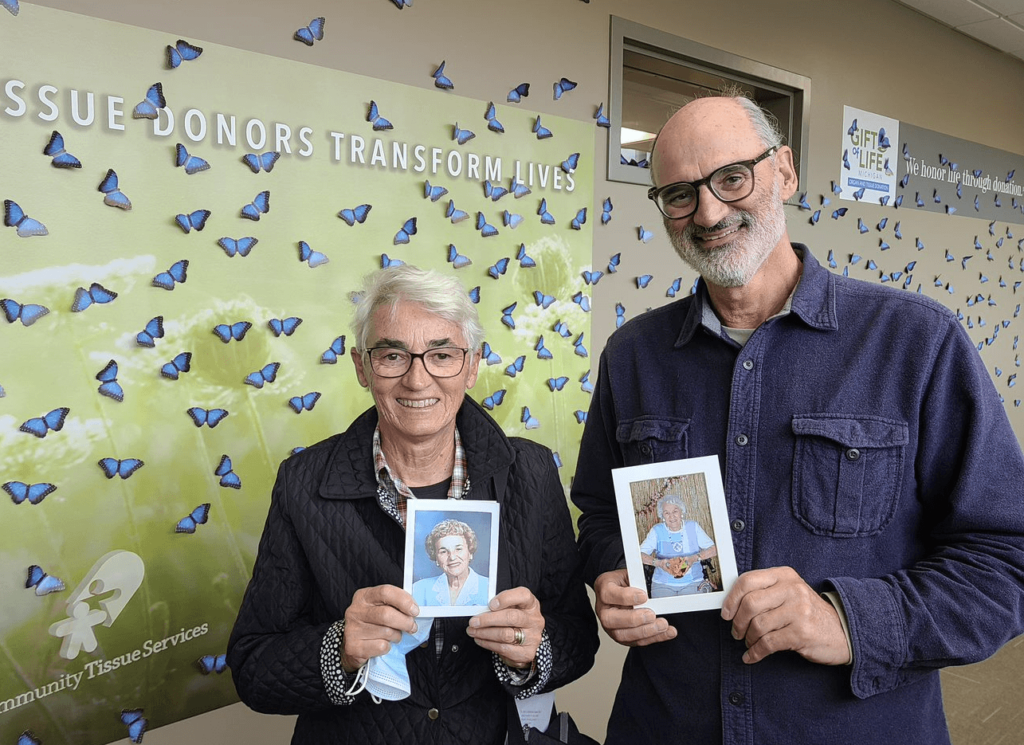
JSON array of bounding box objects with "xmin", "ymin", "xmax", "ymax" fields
[
  {"xmin": 631, "ymin": 474, "xmax": 721, "ymax": 597},
  {"xmin": 411, "ymin": 510, "xmax": 495, "ymax": 611}
]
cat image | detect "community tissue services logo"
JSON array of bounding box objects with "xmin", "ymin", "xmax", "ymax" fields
[{"xmin": 47, "ymin": 550, "xmax": 145, "ymax": 660}]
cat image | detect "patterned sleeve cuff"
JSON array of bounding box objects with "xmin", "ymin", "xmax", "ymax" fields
[
  {"xmin": 491, "ymin": 629, "xmax": 553, "ymax": 700},
  {"xmin": 321, "ymin": 619, "xmax": 359, "ymax": 705}
]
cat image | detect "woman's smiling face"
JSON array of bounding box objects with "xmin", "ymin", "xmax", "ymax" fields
[{"xmin": 435, "ymin": 533, "xmax": 472, "ymax": 581}]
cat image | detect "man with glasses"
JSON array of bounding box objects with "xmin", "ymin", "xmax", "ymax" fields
[{"xmin": 572, "ymin": 92, "xmax": 1024, "ymax": 743}]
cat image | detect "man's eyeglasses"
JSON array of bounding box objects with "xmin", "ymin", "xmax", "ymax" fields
[
  {"xmin": 647, "ymin": 146, "xmax": 777, "ymax": 220},
  {"xmin": 366, "ymin": 347, "xmax": 469, "ymax": 378}
]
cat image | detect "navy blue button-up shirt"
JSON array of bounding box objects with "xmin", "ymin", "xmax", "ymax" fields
[{"xmin": 572, "ymin": 245, "xmax": 1024, "ymax": 745}]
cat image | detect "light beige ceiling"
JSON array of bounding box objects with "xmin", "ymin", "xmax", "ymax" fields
[{"xmin": 892, "ymin": 0, "xmax": 1024, "ymax": 61}]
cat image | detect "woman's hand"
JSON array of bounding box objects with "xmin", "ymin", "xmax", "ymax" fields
[
  {"xmin": 466, "ymin": 587, "xmax": 545, "ymax": 668},
  {"xmin": 341, "ymin": 585, "xmax": 419, "ymax": 672}
]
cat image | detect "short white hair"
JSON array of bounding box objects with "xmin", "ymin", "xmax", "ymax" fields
[
  {"xmin": 657, "ymin": 494, "xmax": 686, "ymax": 520},
  {"xmin": 350, "ymin": 264, "xmax": 485, "ymax": 352}
]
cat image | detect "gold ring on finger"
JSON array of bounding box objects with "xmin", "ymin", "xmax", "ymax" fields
[{"xmin": 513, "ymin": 627, "xmax": 525, "ymax": 646}]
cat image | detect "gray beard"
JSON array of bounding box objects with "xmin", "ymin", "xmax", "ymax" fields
[{"xmin": 667, "ymin": 181, "xmax": 787, "ymax": 288}]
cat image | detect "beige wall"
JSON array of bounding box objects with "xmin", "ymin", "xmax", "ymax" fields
[{"xmin": 24, "ymin": 0, "xmax": 1024, "ymax": 743}]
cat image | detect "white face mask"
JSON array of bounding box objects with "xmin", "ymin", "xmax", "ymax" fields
[{"xmin": 364, "ymin": 618, "xmax": 434, "ymax": 701}]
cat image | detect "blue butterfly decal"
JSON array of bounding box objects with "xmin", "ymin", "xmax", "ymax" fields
[
  {"xmin": 488, "ymin": 257, "xmax": 510, "ymax": 279},
  {"xmin": 213, "ymin": 321, "xmax": 251, "ymax": 343},
  {"xmin": 538, "ymin": 199, "xmax": 555, "ymax": 225},
  {"xmin": 97, "ymin": 169, "xmax": 131, "ymax": 210},
  {"xmin": 71, "ymin": 283, "xmax": 117, "ymax": 313},
  {"xmin": 857, "ymin": 218, "xmax": 868, "ymax": 234},
  {"xmin": 43, "ymin": 130, "xmax": 82, "ymax": 168},
  {"xmin": 827, "ymin": 250, "xmax": 837, "ymax": 268},
  {"xmin": 666, "ymin": 277, "xmax": 682, "ymax": 298},
  {"xmin": 320, "ymin": 335, "xmax": 346, "ymax": 363},
  {"xmin": 389, "ymin": 0, "xmax": 412, "ymax": 9},
  {"xmin": 2, "ymin": 0, "xmax": 19, "ymax": 16},
  {"xmin": 533, "ymin": 290, "xmax": 555, "ymax": 309},
  {"xmin": 240, "ymin": 190, "xmax": 270, "ymax": 220},
  {"xmin": 174, "ymin": 142, "xmax": 210, "ymax": 175},
  {"xmin": 573, "ymin": 332, "xmax": 588, "ymax": 357},
  {"xmin": 242, "ymin": 151, "xmax": 281, "ymax": 173},
  {"xmin": 176, "ymin": 209, "xmax": 211, "ymax": 233},
  {"xmin": 562, "ymin": 153, "xmax": 580, "ymax": 173},
  {"xmin": 482, "ymin": 341, "xmax": 501, "ymax": 366},
  {"xmin": 572, "ymin": 291, "xmax": 591, "ymax": 312},
  {"xmin": 20, "ymin": 407, "xmax": 69, "ymax": 438},
  {"xmin": 916, "ymin": 238, "xmax": 925, "ymax": 251},
  {"xmin": 425, "ymin": 180, "xmax": 448, "ymax": 202},
  {"xmin": 571, "ymin": 208, "xmax": 587, "ymax": 230},
  {"xmin": 866, "ymin": 259, "xmax": 878, "ymax": 270},
  {"xmin": 521, "ymin": 406, "xmax": 540, "ymax": 430},
  {"xmin": 484, "ymin": 102, "xmax": 504, "ymax": 133},
  {"xmin": 501, "ymin": 302, "xmax": 516, "ymax": 329},
  {"xmin": 842, "ymin": 150, "xmax": 851, "ymax": 170},
  {"xmin": 533, "ymin": 116, "xmax": 553, "ymax": 139},
  {"xmin": 501, "ymin": 210, "xmax": 523, "ymax": 229},
  {"xmin": 831, "ymin": 181, "xmax": 843, "ymax": 196},
  {"xmin": 482, "ymin": 389, "xmax": 506, "ymax": 410},
  {"xmin": 638, "ymin": 225, "xmax": 653, "ymax": 243},
  {"xmin": 445, "ymin": 199, "xmax": 469, "ymax": 223},
  {"xmin": 957, "ymin": 183, "xmax": 963, "ymax": 199},
  {"xmin": 452, "ymin": 123, "xmax": 476, "ymax": 145},
  {"xmin": 432, "ymin": 60, "xmax": 453, "ymax": 89},
  {"xmin": 153, "ymin": 260, "xmax": 188, "ymax": 290},
  {"xmin": 877, "ymin": 128, "xmax": 890, "ymax": 150},
  {"xmin": 338, "ymin": 203, "xmax": 372, "ymax": 225},
  {"xmin": 852, "ymin": 187, "xmax": 865, "ymax": 201},
  {"xmin": 894, "ymin": 222, "xmax": 903, "ymax": 240},
  {"xmin": 294, "ymin": 16, "xmax": 325, "ymax": 46},
  {"xmin": 574, "ymin": 410, "xmax": 588, "ymax": 424},
  {"xmin": 244, "ymin": 362, "xmax": 280, "ymax": 388},
  {"xmin": 96, "ymin": 360, "xmax": 124, "ymax": 402},
  {"xmin": 4, "ymin": 199, "xmax": 48, "ymax": 237},
  {"xmin": 507, "ymin": 83, "xmax": 530, "ymax": 103},
  {"xmin": 215, "ymin": 455, "xmax": 241, "ymax": 489},
  {"xmin": 831, "ymin": 208, "xmax": 848, "ymax": 220},
  {"xmin": 581, "ymin": 370, "xmax": 594, "ymax": 394},
  {"xmin": 4, "ymin": 481, "xmax": 56, "ymax": 506},
  {"xmin": 167, "ymin": 39, "xmax": 203, "ymax": 68},
  {"xmin": 615, "ymin": 303, "xmax": 626, "ymax": 328},
  {"xmin": 218, "ymin": 236, "xmax": 258, "ymax": 257},
  {"xmin": 850, "ymin": 254, "xmax": 862, "ymax": 265},
  {"xmin": 535, "ymin": 335, "xmax": 553, "ymax": 360},
  {"xmin": 604, "ymin": 254, "xmax": 621, "ymax": 276},
  {"xmin": 601, "ymin": 197, "xmax": 613, "ymax": 225},
  {"xmin": 187, "ymin": 407, "xmax": 229, "ymax": 428},
  {"xmin": 132, "ymin": 83, "xmax": 166, "ymax": 120},
  {"xmin": 505, "ymin": 355, "xmax": 525, "ymax": 377},
  {"xmin": 468, "ymin": 286, "xmax": 480, "ymax": 304},
  {"xmin": 553, "ymin": 452, "xmax": 563, "ymax": 468},
  {"xmin": 553, "ymin": 77, "xmax": 577, "ymax": 100},
  {"xmin": 136, "ymin": 316, "xmax": 165, "ymax": 346},
  {"xmin": 516, "ymin": 244, "xmax": 536, "ymax": 268},
  {"xmin": 479, "ymin": 183, "xmax": 507, "ymax": 206},
  {"xmin": 847, "ymin": 118, "xmax": 858, "ymax": 137},
  {"xmin": 594, "ymin": 103, "xmax": 610, "ymax": 128},
  {"xmin": 946, "ymin": 205, "xmax": 957, "ymax": 215},
  {"xmin": 198, "ymin": 652, "xmax": 229, "ymax": 673},
  {"xmin": 381, "ymin": 253, "xmax": 404, "ymax": 268},
  {"xmin": 476, "ymin": 212, "xmax": 498, "ymax": 237},
  {"xmin": 636, "ymin": 275, "xmax": 653, "ymax": 289},
  {"xmin": 160, "ymin": 352, "xmax": 192, "ymax": 380},
  {"xmin": 547, "ymin": 376, "xmax": 569, "ymax": 392},
  {"xmin": 1008, "ymin": 169, "xmax": 1016, "ymax": 182},
  {"xmin": 175, "ymin": 504, "xmax": 210, "ymax": 534},
  {"xmin": 553, "ymin": 320, "xmax": 571, "ymax": 338},
  {"xmin": 299, "ymin": 240, "xmax": 329, "ymax": 267},
  {"xmin": 914, "ymin": 192, "xmax": 924, "ymax": 208},
  {"xmin": 447, "ymin": 244, "xmax": 471, "ymax": 268},
  {"xmin": 98, "ymin": 457, "xmax": 144, "ymax": 480},
  {"xmin": 877, "ymin": 217, "xmax": 888, "ymax": 231},
  {"xmin": 797, "ymin": 192, "xmax": 810, "ymax": 210},
  {"xmin": 288, "ymin": 391, "xmax": 321, "ymax": 413},
  {"xmin": 26, "ymin": 565, "xmax": 65, "ymax": 596},
  {"xmin": 510, "ymin": 179, "xmax": 531, "ymax": 199},
  {"xmin": 367, "ymin": 100, "xmax": 393, "ymax": 130},
  {"xmin": 879, "ymin": 195, "xmax": 891, "ymax": 207},
  {"xmin": 394, "ymin": 217, "xmax": 417, "ymax": 244}
]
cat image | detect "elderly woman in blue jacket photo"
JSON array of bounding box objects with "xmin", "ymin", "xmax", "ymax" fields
[
  {"xmin": 227, "ymin": 264, "xmax": 598, "ymax": 745},
  {"xmin": 412, "ymin": 518, "xmax": 491, "ymax": 608}
]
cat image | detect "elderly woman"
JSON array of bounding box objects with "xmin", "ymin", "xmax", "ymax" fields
[
  {"xmin": 639, "ymin": 493, "xmax": 718, "ymax": 597},
  {"xmin": 414, "ymin": 519, "xmax": 490, "ymax": 607},
  {"xmin": 227, "ymin": 265, "xmax": 597, "ymax": 745}
]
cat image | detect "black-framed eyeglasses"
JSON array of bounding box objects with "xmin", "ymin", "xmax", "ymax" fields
[
  {"xmin": 365, "ymin": 346, "xmax": 469, "ymax": 378},
  {"xmin": 647, "ymin": 146, "xmax": 777, "ymax": 220}
]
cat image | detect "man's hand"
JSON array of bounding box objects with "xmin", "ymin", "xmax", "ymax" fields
[
  {"xmin": 594, "ymin": 569, "xmax": 676, "ymax": 647},
  {"xmin": 342, "ymin": 585, "xmax": 419, "ymax": 672},
  {"xmin": 721, "ymin": 567, "xmax": 851, "ymax": 665},
  {"xmin": 467, "ymin": 587, "xmax": 545, "ymax": 668}
]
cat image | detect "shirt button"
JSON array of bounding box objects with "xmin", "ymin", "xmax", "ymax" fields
[
  {"xmin": 428, "ymin": 708, "xmax": 440, "ymax": 720},
  {"xmin": 735, "ymin": 434, "xmax": 749, "ymax": 446},
  {"xmin": 640, "ymin": 444, "xmax": 652, "ymax": 455},
  {"xmin": 451, "ymin": 644, "xmax": 459, "ymax": 653},
  {"xmin": 731, "ymin": 519, "xmax": 745, "ymax": 532},
  {"xmin": 728, "ymin": 692, "xmax": 745, "ymax": 706},
  {"xmin": 742, "ymin": 359, "xmax": 753, "ymax": 370},
  {"xmin": 846, "ymin": 448, "xmax": 861, "ymax": 461}
]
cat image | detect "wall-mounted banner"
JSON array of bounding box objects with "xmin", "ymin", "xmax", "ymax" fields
[
  {"xmin": 0, "ymin": 5, "xmax": 596, "ymax": 744},
  {"xmin": 841, "ymin": 105, "xmax": 1024, "ymax": 226}
]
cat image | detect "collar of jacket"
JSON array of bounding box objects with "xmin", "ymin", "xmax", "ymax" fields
[
  {"xmin": 317, "ymin": 395, "xmax": 517, "ymax": 503},
  {"xmin": 674, "ymin": 242, "xmax": 839, "ymax": 347}
]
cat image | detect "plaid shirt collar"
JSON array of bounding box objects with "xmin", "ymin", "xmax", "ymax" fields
[{"xmin": 372, "ymin": 425, "xmax": 468, "ymax": 527}]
